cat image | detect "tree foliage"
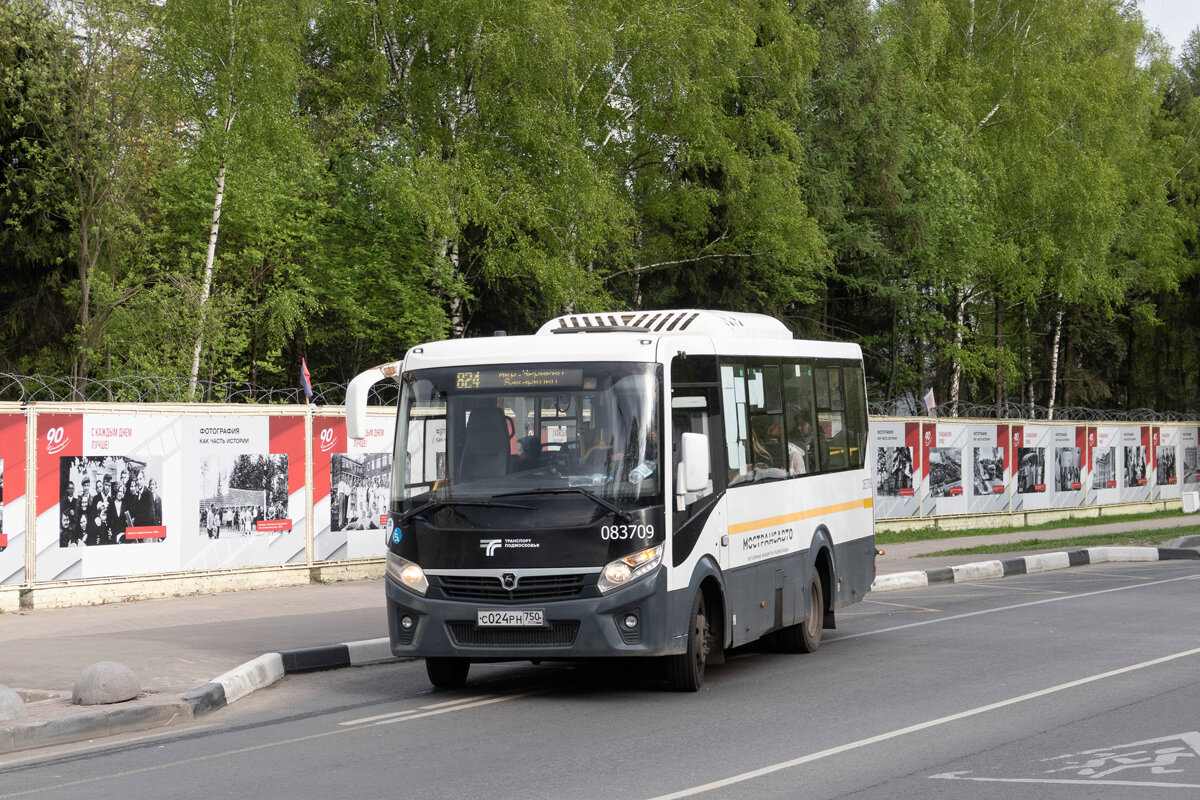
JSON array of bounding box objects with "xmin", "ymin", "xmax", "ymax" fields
[{"xmin": 0, "ymin": 0, "xmax": 1197, "ymax": 414}]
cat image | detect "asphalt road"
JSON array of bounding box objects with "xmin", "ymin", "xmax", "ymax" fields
[{"xmin": 2, "ymin": 561, "xmax": 1198, "ymax": 800}]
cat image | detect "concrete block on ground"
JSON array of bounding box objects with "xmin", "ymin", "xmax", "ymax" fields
[
  {"xmin": 0, "ymin": 686, "xmax": 25, "ymax": 721},
  {"xmin": 73, "ymin": 661, "xmax": 140, "ymax": 705}
]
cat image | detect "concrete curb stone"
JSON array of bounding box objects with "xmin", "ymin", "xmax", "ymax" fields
[
  {"xmin": 870, "ymin": 545, "xmax": 1199, "ymax": 592},
  {"xmin": 1, "ymin": 638, "xmax": 397, "ymax": 757}
]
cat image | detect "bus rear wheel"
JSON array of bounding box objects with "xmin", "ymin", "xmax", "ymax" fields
[
  {"xmin": 667, "ymin": 590, "xmax": 710, "ymax": 692},
  {"xmin": 778, "ymin": 573, "xmax": 823, "ymax": 654},
  {"xmin": 426, "ymin": 657, "xmax": 470, "ymax": 689}
]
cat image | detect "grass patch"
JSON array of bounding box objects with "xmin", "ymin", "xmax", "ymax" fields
[
  {"xmin": 918, "ymin": 525, "xmax": 1200, "ymax": 557},
  {"xmin": 875, "ymin": 508, "xmax": 1186, "ymax": 545}
]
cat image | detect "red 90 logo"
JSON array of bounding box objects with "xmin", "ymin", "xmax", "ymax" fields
[{"xmin": 46, "ymin": 426, "xmax": 69, "ymax": 455}]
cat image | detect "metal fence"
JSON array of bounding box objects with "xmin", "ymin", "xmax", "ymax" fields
[{"xmin": 0, "ymin": 373, "xmax": 390, "ymax": 406}]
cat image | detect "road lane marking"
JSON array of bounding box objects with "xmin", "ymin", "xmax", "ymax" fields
[
  {"xmin": 935, "ymin": 731, "xmax": 1200, "ymax": 787},
  {"xmin": 339, "ymin": 695, "xmax": 499, "ymax": 726},
  {"xmin": 646, "ymin": 645, "xmax": 1200, "ymax": 800},
  {"xmin": 0, "ymin": 692, "xmax": 532, "ymax": 799},
  {"xmin": 932, "ymin": 775, "xmax": 1200, "ymax": 789},
  {"xmin": 837, "ymin": 573, "xmax": 1200, "ymax": 642},
  {"xmin": 371, "ymin": 693, "xmax": 531, "ymax": 726}
]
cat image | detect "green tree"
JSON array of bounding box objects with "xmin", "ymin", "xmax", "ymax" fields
[
  {"xmin": 154, "ymin": 0, "xmax": 317, "ymax": 394},
  {"xmin": 1, "ymin": 0, "xmax": 157, "ymax": 392}
]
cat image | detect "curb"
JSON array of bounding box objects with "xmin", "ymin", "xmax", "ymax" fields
[
  {"xmin": 181, "ymin": 637, "xmax": 397, "ymax": 716},
  {"xmin": 870, "ymin": 546, "xmax": 1200, "ymax": 593},
  {"xmin": 0, "ymin": 637, "xmax": 397, "ymax": 756}
]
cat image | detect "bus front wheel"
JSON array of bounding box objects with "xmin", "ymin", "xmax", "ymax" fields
[
  {"xmin": 426, "ymin": 657, "xmax": 470, "ymax": 689},
  {"xmin": 667, "ymin": 590, "xmax": 710, "ymax": 692}
]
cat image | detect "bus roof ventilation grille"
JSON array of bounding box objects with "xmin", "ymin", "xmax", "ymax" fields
[{"xmin": 536, "ymin": 310, "xmax": 792, "ymax": 340}]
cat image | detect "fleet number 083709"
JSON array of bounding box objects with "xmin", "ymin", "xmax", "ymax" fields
[{"xmin": 600, "ymin": 524, "xmax": 655, "ymax": 541}]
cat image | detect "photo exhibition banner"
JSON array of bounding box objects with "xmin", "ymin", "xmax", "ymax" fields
[
  {"xmin": 921, "ymin": 423, "xmax": 967, "ymax": 516},
  {"xmin": 1117, "ymin": 426, "xmax": 1152, "ymax": 504},
  {"xmin": 871, "ymin": 421, "xmax": 920, "ymax": 519},
  {"xmin": 34, "ymin": 411, "xmax": 307, "ymax": 582},
  {"xmin": 1182, "ymin": 427, "xmax": 1200, "ymax": 486},
  {"xmin": 0, "ymin": 410, "xmax": 27, "ymax": 585},
  {"xmin": 312, "ymin": 414, "xmax": 394, "ymax": 561},
  {"xmin": 1153, "ymin": 426, "xmax": 1181, "ymax": 501},
  {"xmin": 965, "ymin": 424, "xmax": 1010, "ymax": 514}
]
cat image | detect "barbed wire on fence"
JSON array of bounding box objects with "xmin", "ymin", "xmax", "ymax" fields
[
  {"xmin": 0, "ymin": 373, "xmax": 367, "ymax": 406},
  {"xmin": 868, "ymin": 399, "xmax": 1198, "ymax": 422},
  {"xmin": 2, "ymin": 374, "xmax": 1194, "ymax": 422}
]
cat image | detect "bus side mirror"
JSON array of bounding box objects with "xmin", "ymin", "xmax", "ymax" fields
[
  {"xmin": 346, "ymin": 362, "xmax": 401, "ymax": 440},
  {"xmin": 677, "ymin": 432, "xmax": 710, "ymax": 495}
]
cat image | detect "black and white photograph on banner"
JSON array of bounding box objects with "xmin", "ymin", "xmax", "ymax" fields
[
  {"xmin": 1054, "ymin": 447, "xmax": 1082, "ymax": 492},
  {"xmin": 1157, "ymin": 445, "xmax": 1177, "ymax": 485},
  {"xmin": 1093, "ymin": 447, "xmax": 1117, "ymax": 488},
  {"xmin": 927, "ymin": 447, "xmax": 963, "ymax": 497},
  {"xmin": 972, "ymin": 447, "xmax": 1004, "ymax": 495},
  {"xmin": 1184, "ymin": 447, "xmax": 1199, "ymax": 484},
  {"xmin": 58, "ymin": 456, "xmax": 163, "ymax": 546},
  {"xmin": 197, "ymin": 453, "xmax": 289, "ymax": 538},
  {"xmin": 330, "ymin": 452, "xmax": 392, "ymax": 531},
  {"xmin": 1016, "ymin": 447, "xmax": 1045, "ymax": 493},
  {"xmin": 875, "ymin": 446, "xmax": 913, "ymax": 496},
  {"xmin": 1124, "ymin": 445, "xmax": 1147, "ymax": 487}
]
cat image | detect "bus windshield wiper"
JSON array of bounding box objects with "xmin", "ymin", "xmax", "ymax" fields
[
  {"xmin": 493, "ymin": 487, "xmax": 636, "ymax": 523},
  {"xmin": 398, "ymin": 498, "xmax": 534, "ymax": 525}
]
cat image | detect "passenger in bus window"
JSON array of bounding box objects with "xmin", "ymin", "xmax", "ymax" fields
[{"xmin": 514, "ymin": 435, "xmax": 540, "ymax": 471}]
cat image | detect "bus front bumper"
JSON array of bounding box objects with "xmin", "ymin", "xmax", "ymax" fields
[{"xmin": 385, "ymin": 568, "xmax": 683, "ymax": 660}]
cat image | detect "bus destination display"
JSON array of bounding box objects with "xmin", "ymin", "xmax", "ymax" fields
[{"xmin": 455, "ymin": 368, "xmax": 584, "ymax": 390}]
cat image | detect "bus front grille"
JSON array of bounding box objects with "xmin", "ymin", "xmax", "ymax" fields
[
  {"xmin": 447, "ymin": 621, "xmax": 580, "ymax": 647},
  {"xmin": 435, "ymin": 574, "xmax": 591, "ymax": 603}
]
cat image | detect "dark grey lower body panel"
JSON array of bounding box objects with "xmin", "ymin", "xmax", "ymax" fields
[
  {"xmin": 386, "ymin": 568, "xmax": 688, "ymax": 661},
  {"xmin": 833, "ymin": 533, "xmax": 877, "ymax": 608}
]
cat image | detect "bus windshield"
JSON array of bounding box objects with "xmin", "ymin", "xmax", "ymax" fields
[{"xmin": 394, "ymin": 362, "xmax": 662, "ymax": 514}]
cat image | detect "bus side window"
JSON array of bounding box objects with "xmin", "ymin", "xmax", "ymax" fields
[
  {"xmin": 815, "ymin": 367, "xmax": 848, "ymax": 471},
  {"xmin": 842, "ymin": 364, "xmax": 868, "ymax": 468},
  {"xmin": 782, "ymin": 362, "xmax": 819, "ymax": 475}
]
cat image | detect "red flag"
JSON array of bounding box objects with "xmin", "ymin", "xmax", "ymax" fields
[{"xmin": 300, "ymin": 358, "xmax": 313, "ymax": 401}]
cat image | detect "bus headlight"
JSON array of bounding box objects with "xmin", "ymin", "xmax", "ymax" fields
[
  {"xmin": 387, "ymin": 551, "xmax": 428, "ymax": 596},
  {"xmin": 597, "ymin": 544, "xmax": 663, "ymax": 595}
]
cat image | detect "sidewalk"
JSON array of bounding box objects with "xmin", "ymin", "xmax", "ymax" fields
[
  {"xmin": 2, "ymin": 515, "xmax": 1197, "ymax": 755},
  {"xmin": 874, "ymin": 513, "xmax": 1200, "ymax": 574}
]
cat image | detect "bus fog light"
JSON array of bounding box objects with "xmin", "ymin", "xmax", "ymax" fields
[
  {"xmin": 598, "ymin": 544, "xmax": 663, "ymax": 594},
  {"xmin": 623, "ymin": 614, "xmax": 639, "ymax": 629},
  {"xmin": 400, "ymin": 615, "xmax": 415, "ymax": 630}
]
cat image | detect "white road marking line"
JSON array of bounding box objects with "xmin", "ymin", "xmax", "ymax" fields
[
  {"xmin": 338, "ymin": 695, "xmax": 498, "ymax": 726},
  {"xmin": 645, "ymin": 645, "xmax": 1200, "ymax": 800},
  {"xmin": 931, "ymin": 774, "xmax": 1200, "ymax": 789},
  {"xmin": 0, "ymin": 692, "xmax": 535, "ymax": 799},
  {"xmin": 371, "ymin": 693, "xmax": 531, "ymax": 725},
  {"xmin": 838, "ymin": 573, "xmax": 1200, "ymax": 642}
]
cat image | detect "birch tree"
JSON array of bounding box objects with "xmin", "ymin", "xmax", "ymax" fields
[{"xmin": 155, "ymin": 0, "xmax": 310, "ymax": 394}]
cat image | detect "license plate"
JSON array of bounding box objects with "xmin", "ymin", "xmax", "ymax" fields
[{"xmin": 477, "ymin": 609, "xmax": 545, "ymax": 627}]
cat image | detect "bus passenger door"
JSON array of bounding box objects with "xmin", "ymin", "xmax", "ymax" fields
[{"xmin": 669, "ymin": 385, "xmax": 724, "ymax": 571}]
